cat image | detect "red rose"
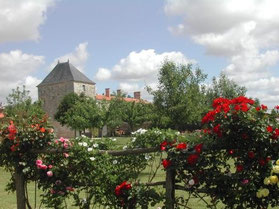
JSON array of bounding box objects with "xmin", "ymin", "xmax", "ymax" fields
[
  {"xmin": 240, "ymin": 103, "xmax": 249, "ymax": 112},
  {"xmin": 266, "ymin": 157, "xmax": 271, "ymax": 162},
  {"xmin": 236, "ymin": 164, "xmax": 243, "ymax": 172},
  {"xmin": 125, "ymin": 184, "xmax": 131, "ymax": 190},
  {"xmin": 160, "ymin": 141, "xmax": 168, "ymax": 151},
  {"xmin": 194, "ymin": 143, "xmax": 203, "ymax": 154},
  {"xmin": 256, "ymin": 107, "xmax": 261, "ymax": 111},
  {"xmin": 176, "ymin": 143, "xmax": 187, "ymax": 150},
  {"xmin": 259, "ymin": 159, "xmax": 266, "ymax": 166},
  {"xmin": 10, "ymin": 145, "xmax": 16, "ymax": 152},
  {"xmin": 276, "ymin": 105, "xmax": 279, "ymax": 110},
  {"xmin": 115, "ymin": 181, "xmax": 132, "ymax": 196},
  {"xmin": 261, "ymin": 104, "xmax": 267, "ymax": 110},
  {"xmin": 193, "ymin": 176, "xmax": 199, "ymax": 184},
  {"xmin": 162, "ymin": 159, "xmax": 171, "ymax": 169},
  {"xmin": 115, "ymin": 185, "xmax": 122, "ymax": 196},
  {"xmin": 234, "ymin": 105, "xmax": 240, "ymax": 111},
  {"xmin": 187, "ymin": 154, "xmax": 199, "ymax": 165},
  {"xmin": 228, "ymin": 149, "xmax": 234, "ymax": 155},
  {"xmin": 248, "ymin": 151, "xmax": 255, "ymax": 159},
  {"xmin": 267, "ymin": 126, "xmax": 273, "ymax": 133},
  {"xmin": 40, "ymin": 127, "xmax": 46, "ymax": 133}
]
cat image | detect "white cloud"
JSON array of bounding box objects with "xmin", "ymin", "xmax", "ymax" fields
[
  {"xmin": 0, "ymin": 50, "xmax": 44, "ymax": 103},
  {"xmin": 95, "ymin": 49, "xmax": 194, "ymax": 100},
  {"xmin": 96, "ymin": 49, "xmax": 194, "ymax": 81},
  {"xmin": 0, "ymin": 0, "xmax": 54, "ymax": 43},
  {"xmin": 22, "ymin": 76, "xmax": 42, "ymax": 101},
  {"xmin": 119, "ymin": 83, "xmax": 139, "ymax": 93},
  {"xmin": 49, "ymin": 42, "xmax": 89, "ymax": 72},
  {"xmin": 165, "ymin": 0, "xmax": 279, "ymax": 107},
  {"xmin": 95, "ymin": 68, "xmax": 111, "ymax": 81}
]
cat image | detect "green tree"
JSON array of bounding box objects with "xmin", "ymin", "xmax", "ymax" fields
[
  {"xmin": 100, "ymin": 96, "xmax": 126, "ymax": 136},
  {"xmin": 122, "ymin": 101, "xmax": 152, "ymax": 132},
  {"xmin": 54, "ymin": 92, "xmax": 80, "ymax": 126},
  {"xmin": 147, "ymin": 61, "xmax": 208, "ymax": 131},
  {"xmin": 65, "ymin": 97, "xmax": 103, "ymax": 133},
  {"xmin": 206, "ymin": 72, "xmax": 247, "ymax": 105},
  {"xmin": 55, "ymin": 93, "xmax": 103, "ymax": 135},
  {"xmin": 5, "ymin": 85, "xmax": 45, "ymax": 121}
]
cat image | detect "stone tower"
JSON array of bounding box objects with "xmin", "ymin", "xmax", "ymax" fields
[{"xmin": 37, "ymin": 61, "xmax": 96, "ymax": 138}]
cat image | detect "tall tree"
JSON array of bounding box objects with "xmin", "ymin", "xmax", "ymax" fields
[
  {"xmin": 55, "ymin": 93, "xmax": 103, "ymax": 134},
  {"xmin": 122, "ymin": 101, "xmax": 152, "ymax": 132},
  {"xmin": 100, "ymin": 96, "xmax": 126, "ymax": 136},
  {"xmin": 206, "ymin": 72, "xmax": 247, "ymax": 105},
  {"xmin": 54, "ymin": 93, "xmax": 81, "ymax": 126},
  {"xmin": 147, "ymin": 61, "xmax": 208, "ymax": 131},
  {"xmin": 5, "ymin": 85, "xmax": 45, "ymax": 120}
]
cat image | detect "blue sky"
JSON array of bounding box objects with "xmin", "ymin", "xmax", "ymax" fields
[{"xmin": 1, "ymin": 0, "xmax": 279, "ymax": 107}]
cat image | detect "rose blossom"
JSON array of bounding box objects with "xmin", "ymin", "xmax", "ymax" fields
[
  {"xmin": 47, "ymin": 171, "xmax": 53, "ymax": 177},
  {"xmin": 162, "ymin": 159, "xmax": 171, "ymax": 169},
  {"xmin": 66, "ymin": 186, "xmax": 74, "ymax": 191}
]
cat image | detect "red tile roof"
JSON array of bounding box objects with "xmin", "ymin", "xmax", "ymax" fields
[{"xmin": 95, "ymin": 94, "xmax": 148, "ymax": 103}]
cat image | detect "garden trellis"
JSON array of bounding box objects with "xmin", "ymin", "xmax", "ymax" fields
[{"xmin": 14, "ymin": 146, "xmax": 179, "ymax": 209}]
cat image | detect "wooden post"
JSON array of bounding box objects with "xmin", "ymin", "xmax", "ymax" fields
[
  {"xmin": 165, "ymin": 168, "xmax": 175, "ymax": 209},
  {"xmin": 15, "ymin": 169, "xmax": 26, "ymax": 209}
]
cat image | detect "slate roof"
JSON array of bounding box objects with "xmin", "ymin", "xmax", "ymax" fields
[{"xmin": 38, "ymin": 62, "xmax": 95, "ymax": 87}]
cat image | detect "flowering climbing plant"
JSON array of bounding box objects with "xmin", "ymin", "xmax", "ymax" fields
[
  {"xmin": 163, "ymin": 96, "xmax": 279, "ymax": 208},
  {"xmin": 0, "ymin": 111, "xmax": 54, "ymax": 189}
]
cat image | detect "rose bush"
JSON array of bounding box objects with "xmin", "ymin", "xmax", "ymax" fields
[
  {"xmin": 0, "ymin": 112, "xmax": 54, "ymax": 192},
  {"xmin": 164, "ymin": 96, "xmax": 279, "ymax": 208},
  {"xmin": 35, "ymin": 135, "xmax": 164, "ymax": 208}
]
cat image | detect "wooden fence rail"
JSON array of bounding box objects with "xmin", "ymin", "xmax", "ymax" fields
[{"xmin": 15, "ymin": 146, "xmax": 176, "ymax": 209}]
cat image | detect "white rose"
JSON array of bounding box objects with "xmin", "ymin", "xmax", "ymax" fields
[{"xmin": 188, "ymin": 179, "xmax": 195, "ymax": 186}]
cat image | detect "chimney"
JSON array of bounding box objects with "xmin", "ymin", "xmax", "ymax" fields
[
  {"xmin": 117, "ymin": 89, "xmax": 121, "ymax": 96},
  {"xmin": 105, "ymin": 88, "xmax": 110, "ymax": 97},
  {"xmin": 134, "ymin": 91, "xmax": 141, "ymax": 100}
]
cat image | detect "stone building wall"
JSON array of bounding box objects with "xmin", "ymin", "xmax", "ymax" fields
[
  {"xmin": 73, "ymin": 82, "xmax": 96, "ymax": 98},
  {"xmin": 38, "ymin": 81, "xmax": 76, "ymax": 138},
  {"xmin": 38, "ymin": 81, "xmax": 96, "ymax": 139}
]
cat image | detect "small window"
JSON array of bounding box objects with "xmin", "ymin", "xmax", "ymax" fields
[{"xmin": 82, "ymin": 85, "xmax": 86, "ymax": 91}]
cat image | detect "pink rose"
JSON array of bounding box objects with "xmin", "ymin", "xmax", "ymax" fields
[
  {"xmin": 66, "ymin": 186, "xmax": 74, "ymax": 191},
  {"xmin": 48, "ymin": 165, "xmax": 53, "ymax": 169},
  {"xmin": 58, "ymin": 191, "xmax": 65, "ymax": 195},
  {"xmin": 36, "ymin": 160, "xmax": 42, "ymax": 165},
  {"xmin": 59, "ymin": 137, "xmax": 65, "ymax": 143},
  {"xmin": 50, "ymin": 189, "xmax": 55, "ymax": 194},
  {"xmin": 55, "ymin": 180, "xmax": 62, "ymax": 185},
  {"xmin": 63, "ymin": 153, "xmax": 69, "ymax": 158},
  {"xmin": 40, "ymin": 164, "xmax": 48, "ymax": 170},
  {"xmin": 47, "ymin": 171, "xmax": 53, "ymax": 177}
]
